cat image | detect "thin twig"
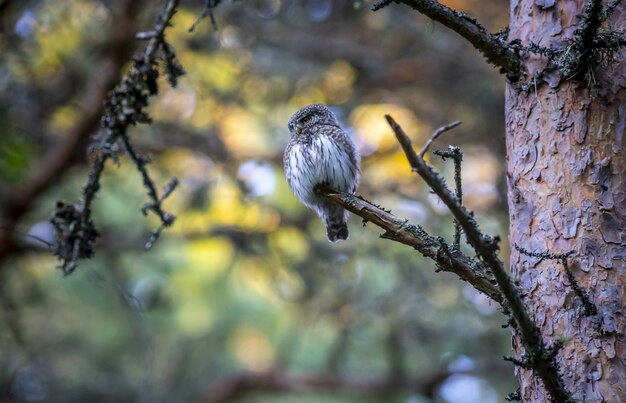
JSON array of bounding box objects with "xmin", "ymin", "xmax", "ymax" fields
[
  {"xmin": 189, "ymin": 0, "xmax": 223, "ymax": 32},
  {"xmin": 371, "ymin": 0, "xmax": 393, "ymax": 11},
  {"xmin": 434, "ymin": 146, "xmax": 463, "ymax": 246},
  {"xmin": 515, "ymin": 245, "xmax": 596, "ymax": 316},
  {"xmin": 419, "ymin": 121, "xmax": 461, "ymax": 158}
]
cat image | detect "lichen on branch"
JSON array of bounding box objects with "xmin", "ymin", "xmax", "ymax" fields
[
  {"xmin": 315, "ymin": 184, "xmax": 502, "ymax": 303},
  {"xmin": 51, "ymin": 0, "xmax": 188, "ymax": 275}
]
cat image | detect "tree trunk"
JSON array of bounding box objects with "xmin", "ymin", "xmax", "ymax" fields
[{"xmin": 506, "ymin": 1, "xmax": 626, "ymax": 401}]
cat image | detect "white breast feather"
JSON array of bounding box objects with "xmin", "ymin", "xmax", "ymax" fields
[{"xmin": 287, "ymin": 136, "xmax": 355, "ymax": 208}]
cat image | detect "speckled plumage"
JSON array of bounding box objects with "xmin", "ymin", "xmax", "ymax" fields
[{"xmin": 284, "ymin": 104, "xmax": 360, "ymax": 242}]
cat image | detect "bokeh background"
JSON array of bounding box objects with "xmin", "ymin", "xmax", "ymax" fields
[{"xmin": 0, "ymin": 0, "xmax": 517, "ymax": 401}]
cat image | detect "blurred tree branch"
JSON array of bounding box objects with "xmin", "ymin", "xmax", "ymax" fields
[
  {"xmin": 0, "ymin": 0, "xmax": 142, "ymax": 268},
  {"xmin": 201, "ymin": 369, "xmax": 453, "ymax": 403}
]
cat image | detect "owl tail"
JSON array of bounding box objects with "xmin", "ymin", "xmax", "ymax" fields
[{"xmin": 324, "ymin": 207, "xmax": 349, "ymax": 242}]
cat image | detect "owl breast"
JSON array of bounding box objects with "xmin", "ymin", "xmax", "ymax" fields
[{"xmin": 285, "ymin": 131, "xmax": 357, "ymax": 208}]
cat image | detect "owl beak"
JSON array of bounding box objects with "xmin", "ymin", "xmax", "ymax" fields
[{"xmin": 295, "ymin": 126, "xmax": 302, "ymax": 135}]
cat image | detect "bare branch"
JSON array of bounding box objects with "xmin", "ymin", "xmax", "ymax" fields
[
  {"xmin": 434, "ymin": 146, "xmax": 464, "ymax": 246},
  {"xmin": 515, "ymin": 245, "xmax": 596, "ymax": 316},
  {"xmin": 51, "ymin": 0, "xmax": 185, "ymax": 275},
  {"xmin": 418, "ymin": 120, "xmax": 461, "ymax": 158},
  {"xmin": 315, "ymin": 185, "xmax": 502, "ymax": 303},
  {"xmin": 189, "ymin": 0, "xmax": 224, "ymax": 32},
  {"xmin": 374, "ymin": 0, "xmax": 521, "ymax": 80},
  {"xmin": 385, "ymin": 115, "xmax": 572, "ymax": 402}
]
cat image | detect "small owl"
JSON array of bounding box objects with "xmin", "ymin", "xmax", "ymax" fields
[{"xmin": 284, "ymin": 104, "xmax": 360, "ymax": 242}]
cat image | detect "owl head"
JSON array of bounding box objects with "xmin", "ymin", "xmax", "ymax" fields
[{"xmin": 288, "ymin": 104, "xmax": 340, "ymax": 136}]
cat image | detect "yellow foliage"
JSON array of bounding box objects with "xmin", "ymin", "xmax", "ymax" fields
[
  {"xmin": 351, "ymin": 104, "xmax": 424, "ymax": 152},
  {"xmin": 363, "ymin": 150, "xmax": 420, "ymax": 186},
  {"xmin": 269, "ymin": 227, "xmax": 310, "ymax": 264},
  {"xmin": 168, "ymin": 8, "xmax": 202, "ymax": 38},
  {"xmin": 324, "ymin": 61, "xmax": 356, "ymax": 104},
  {"xmin": 189, "ymin": 97, "xmax": 219, "ymax": 128},
  {"xmin": 29, "ymin": 0, "xmax": 106, "ymax": 81},
  {"xmin": 185, "ymin": 237, "xmax": 235, "ymax": 275},
  {"xmin": 183, "ymin": 52, "xmax": 244, "ymax": 93},
  {"xmin": 229, "ymin": 325, "xmax": 274, "ymax": 372},
  {"xmin": 168, "ymin": 237, "xmax": 235, "ymax": 336},
  {"xmin": 290, "ymin": 81, "xmax": 327, "ymax": 107},
  {"xmin": 208, "ymin": 180, "xmax": 281, "ymax": 231},
  {"xmin": 220, "ymin": 107, "xmax": 273, "ymax": 157},
  {"xmin": 159, "ymin": 149, "xmax": 216, "ymax": 179},
  {"xmin": 234, "ymin": 258, "xmax": 280, "ymax": 303},
  {"xmin": 49, "ymin": 105, "xmax": 79, "ymax": 133},
  {"xmin": 172, "ymin": 211, "xmax": 213, "ymax": 235}
]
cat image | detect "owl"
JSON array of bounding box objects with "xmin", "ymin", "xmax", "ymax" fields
[{"xmin": 284, "ymin": 104, "xmax": 360, "ymax": 242}]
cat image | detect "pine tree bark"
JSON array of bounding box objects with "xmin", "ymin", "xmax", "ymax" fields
[{"xmin": 506, "ymin": 1, "xmax": 626, "ymax": 401}]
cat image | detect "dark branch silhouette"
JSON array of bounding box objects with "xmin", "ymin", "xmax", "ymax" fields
[
  {"xmin": 51, "ymin": 0, "xmax": 185, "ymax": 275},
  {"xmin": 385, "ymin": 116, "xmax": 572, "ymax": 402},
  {"xmin": 372, "ymin": 0, "xmax": 521, "ymax": 80}
]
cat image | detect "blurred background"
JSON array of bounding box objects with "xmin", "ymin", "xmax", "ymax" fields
[{"xmin": 0, "ymin": 0, "xmax": 516, "ymax": 402}]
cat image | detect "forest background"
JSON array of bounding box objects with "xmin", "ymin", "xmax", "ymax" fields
[{"xmin": 0, "ymin": 1, "xmax": 519, "ymax": 401}]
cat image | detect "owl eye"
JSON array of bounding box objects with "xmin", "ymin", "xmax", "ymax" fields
[{"xmin": 301, "ymin": 115, "xmax": 312, "ymax": 125}]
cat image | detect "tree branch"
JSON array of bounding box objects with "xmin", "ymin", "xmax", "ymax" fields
[
  {"xmin": 373, "ymin": 0, "xmax": 521, "ymax": 80},
  {"xmin": 0, "ymin": 0, "xmax": 141, "ymax": 268},
  {"xmin": 515, "ymin": 245, "xmax": 596, "ymax": 316},
  {"xmin": 418, "ymin": 120, "xmax": 461, "ymax": 158},
  {"xmin": 433, "ymin": 146, "xmax": 464, "ymax": 246},
  {"xmin": 200, "ymin": 369, "xmax": 453, "ymax": 402},
  {"xmin": 385, "ymin": 115, "xmax": 572, "ymax": 402},
  {"xmin": 315, "ymin": 185, "xmax": 502, "ymax": 303},
  {"xmin": 51, "ymin": 0, "xmax": 186, "ymax": 275}
]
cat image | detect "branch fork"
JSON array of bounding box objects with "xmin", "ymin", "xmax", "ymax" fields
[{"xmin": 320, "ymin": 116, "xmax": 574, "ymax": 402}]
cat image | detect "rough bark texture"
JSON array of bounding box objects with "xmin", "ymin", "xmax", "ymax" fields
[{"xmin": 506, "ymin": 1, "xmax": 626, "ymax": 401}]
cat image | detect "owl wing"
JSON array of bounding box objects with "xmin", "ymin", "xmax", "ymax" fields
[
  {"xmin": 283, "ymin": 142, "xmax": 294, "ymax": 190},
  {"xmin": 328, "ymin": 128, "xmax": 360, "ymax": 194},
  {"xmin": 346, "ymin": 138, "xmax": 360, "ymax": 193}
]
